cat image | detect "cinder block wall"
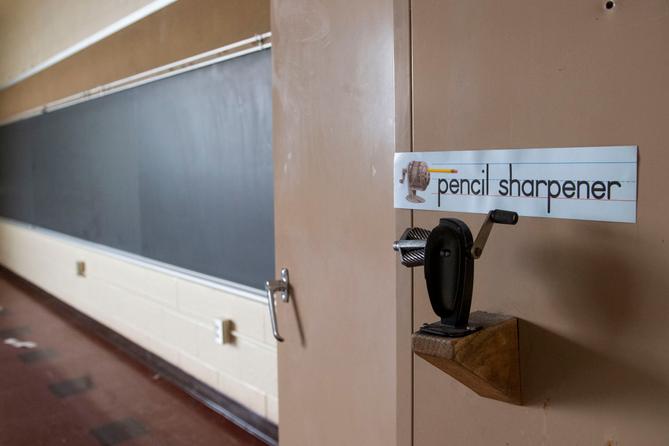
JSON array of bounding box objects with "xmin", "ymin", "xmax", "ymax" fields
[{"xmin": 0, "ymin": 218, "xmax": 278, "ymax": 422}]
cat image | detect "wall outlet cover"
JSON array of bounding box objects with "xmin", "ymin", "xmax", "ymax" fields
[
  {"xmin": 76, "ymin": 261, "xmax": 86, "ymax": 277},
  {"xmin": 214, "ymin": 319, "xmax": 234, "ymax": 345}
]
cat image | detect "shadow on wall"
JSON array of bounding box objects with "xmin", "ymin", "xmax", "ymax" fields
[
  {"xmin": 519, "ymin": 222, "xmax": 661, "ymax": 335},
  {"xmin": 515, "ymin": 222, "xmax": 669, "ymax": 414},
  {"xmin": 520, "ymin": 321, "xmax": 669, "ymax": 415}
]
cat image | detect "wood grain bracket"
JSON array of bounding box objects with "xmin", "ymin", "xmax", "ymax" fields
[{"xmin": 412, "ymin": 311, "xmax": 522, "ymax": 405}]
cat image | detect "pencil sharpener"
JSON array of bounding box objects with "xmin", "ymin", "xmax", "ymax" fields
[{"xmin": 393, "ymin": 209, "xmax": 519, "ymax": 337}]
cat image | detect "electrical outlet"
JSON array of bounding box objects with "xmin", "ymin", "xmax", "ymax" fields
[
  {"xmin": 214, "ymin": 319, "xmax": 233, "ymax": 345},
  {"xmin": 76, "ymin": 261, "xmax": 86, "ymax": 277}
]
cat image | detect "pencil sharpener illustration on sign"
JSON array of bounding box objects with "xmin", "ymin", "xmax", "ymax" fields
[
  {"xmin": 399, "ymin": 161, "xmax": 458, "ymax": 203},
  {"xmin": 393, "ymin": 210, "xmax": 519, "ymax": 337},
  {"xmin": 399, "ymin": 161, "xmax": 431, "ymax": 203}
]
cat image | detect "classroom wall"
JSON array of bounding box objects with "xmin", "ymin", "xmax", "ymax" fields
[
  {"xmin": 410, "ymin": 1, "xmax": 669, "ymax": 445},
  {"xmin": 0, "ymin": 0, "xmax": 276, "ymax": 422},
  {"xmin": 0, "ymin": 0, "xmax": 270, "ymax": 121},
  {"xmin": 0, "ymin": 0, "xmax": 167, "ymax": 88}
]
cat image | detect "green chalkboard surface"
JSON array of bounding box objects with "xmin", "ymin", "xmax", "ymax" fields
[{"xmin": 0, "ymin": 49, "xmax": 274, "ymax": 290}]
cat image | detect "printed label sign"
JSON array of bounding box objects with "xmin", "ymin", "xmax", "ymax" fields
[{"xmin": 394, "ymin": 146, "xmax": 637, "ymax": 223}]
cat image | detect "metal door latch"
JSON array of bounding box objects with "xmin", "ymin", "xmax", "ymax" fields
[{"xmin": 265, "ymin": 268, "xmax": 289, "ymax": 342}]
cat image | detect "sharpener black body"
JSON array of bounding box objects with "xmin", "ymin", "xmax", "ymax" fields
[{"xmin": 424, "ymin": 219, "xmax": 475, "ymax": 331}]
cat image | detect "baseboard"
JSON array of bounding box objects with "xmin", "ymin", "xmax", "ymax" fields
[{"xmin": 0, "ymin": 266, "xmax": 278, "ymax": 445}]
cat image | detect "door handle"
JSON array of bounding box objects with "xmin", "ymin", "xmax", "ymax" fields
[{"xmin": 265, "ymin": 268, "xmax": 289, "ymax": 342}]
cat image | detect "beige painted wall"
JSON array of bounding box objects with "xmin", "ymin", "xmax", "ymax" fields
[
  {"xmin": 0, "ymin": 0, "xmax": 168, "ymax": 87},
  {"xmin": 411, "ymin": 1, "xmax": 669, "ymax": 445},
  {"xmin": 0, "ymin": 0, "xmax": 270, "ymax": 121}
]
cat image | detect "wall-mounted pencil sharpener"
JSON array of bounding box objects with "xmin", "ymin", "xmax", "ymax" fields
[{"xmin": 393, "ymin": 210, "xmax": 519, "ymax": 337}]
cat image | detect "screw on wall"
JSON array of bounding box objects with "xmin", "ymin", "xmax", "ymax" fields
[{"xmin": 603, "ymin": 0, "xmax": 615, "ymax": 11}]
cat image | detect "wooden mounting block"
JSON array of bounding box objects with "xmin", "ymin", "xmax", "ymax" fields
[{"xmin": 412, "ymin": 311, "xmax": 522, "ymax": 405}]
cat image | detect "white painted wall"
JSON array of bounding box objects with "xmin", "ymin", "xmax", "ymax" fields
[{"xmin": 0, "ymin": 217, "xmax": 278, "ymax": 423}]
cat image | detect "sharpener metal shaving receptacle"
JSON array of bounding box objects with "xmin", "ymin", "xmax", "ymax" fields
[{"xmin": 394, "ymin": 209, "xmax": 519, "ymax": 337}]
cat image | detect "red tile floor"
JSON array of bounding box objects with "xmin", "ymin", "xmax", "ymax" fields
[{"xmin": 0, "ymin": 270, "xmax": 266, "ymax": 446}]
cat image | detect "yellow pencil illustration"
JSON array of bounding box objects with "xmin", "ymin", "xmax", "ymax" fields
[{"xmin": 428, "ymin": 168, "xmax": 458, "ymax": 174}]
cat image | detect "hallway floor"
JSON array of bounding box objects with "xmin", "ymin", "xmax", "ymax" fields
[{"xmin": 0, "ymin": 269, "xmax": 266, "ymax": 446}]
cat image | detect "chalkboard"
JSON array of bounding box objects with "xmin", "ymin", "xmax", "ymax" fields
[{"xmin": 0, "ymin": 49, "xmax": 274, "ymax": 290}]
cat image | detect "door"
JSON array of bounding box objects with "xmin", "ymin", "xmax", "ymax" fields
[
  {"xmin": 270, "ymin": 1, "xmax": 412, "ymax": 445},
  {"xmin": 411, "ymin": 1, "xmax": 669, "ymax": 445}
]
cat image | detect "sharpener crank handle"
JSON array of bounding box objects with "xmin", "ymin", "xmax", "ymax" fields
[{"xmin": 471, "ymin": 209, "xmax": 518, "ymax": 259}]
